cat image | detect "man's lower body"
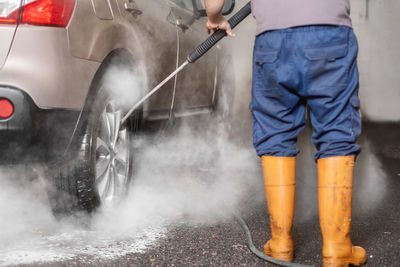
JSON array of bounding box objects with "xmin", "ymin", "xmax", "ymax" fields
[{"xmin": 251, "ymin": 25, "xmax": 366, "ymax": 266}]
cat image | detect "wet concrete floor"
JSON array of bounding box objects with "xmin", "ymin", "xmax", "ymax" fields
[
  {"xmin": 1, "ymin": 121, "xmax": 399, "ymax": 267},
  {"xmin": 95, "ymin": 122, "xmax": 400, "ymax": 267}
]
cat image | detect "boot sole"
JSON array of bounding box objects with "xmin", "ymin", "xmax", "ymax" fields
[
  {"xmin": 323, "ymin": 246, "xmax": 367, "ymax": 267},
  {"xmin": 323, "ymin": 259, "xmax": 365, "ymax": 267}
]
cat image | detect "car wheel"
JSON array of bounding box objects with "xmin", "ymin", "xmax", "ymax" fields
[
  {"xmin": 93, "ymin": 97, "xmax": 132, "ymax": 206},
  {"xmin": 48, "ymin": 87, "xmax": 142, "ymax": 215}
]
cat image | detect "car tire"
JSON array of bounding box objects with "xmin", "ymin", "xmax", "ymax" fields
[{"xmin": 48, "ymin": 62, "xmax": 142, "ymax": 215}]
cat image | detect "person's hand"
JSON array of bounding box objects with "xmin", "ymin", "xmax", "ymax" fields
[{"xmin": 206, "ymin": 15, "xmax": 235, "ymax": 37}]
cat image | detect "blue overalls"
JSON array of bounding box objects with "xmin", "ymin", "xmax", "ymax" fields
[{"xmin": 251, "ymin": 26, "xmax": 361, "ymax": 161}]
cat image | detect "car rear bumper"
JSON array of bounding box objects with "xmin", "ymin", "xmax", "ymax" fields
[
  {"xmin": 0, "ymin": 86, "xmax": 35, "ymax": 162},
  {"xmin": 0, "ymin": 86, "xmax": 33, "ymax": 133},
  {"xmin": 0, "ymin": 86, "xmax": 80, "ymax": 162}
]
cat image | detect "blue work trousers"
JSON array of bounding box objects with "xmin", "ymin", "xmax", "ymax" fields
[{"xmin": 251, "ymin": 26, "xmax": 361, "ymax": 160}]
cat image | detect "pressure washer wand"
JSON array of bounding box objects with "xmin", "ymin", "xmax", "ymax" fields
[{"xmin": 121, "ymin": 2, "xmax": 251, "ymax": 124}]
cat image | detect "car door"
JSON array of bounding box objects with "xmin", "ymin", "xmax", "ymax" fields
[
  {"xmin": 167, "ymin": 0, "xmax": 219, "ymax": 116},
  {"xmin": 117, "ymin": 0, "xmax": 179, "ymax": 120}
]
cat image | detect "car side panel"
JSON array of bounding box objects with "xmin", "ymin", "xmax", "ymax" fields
[
  {"xmin": 0, "ymin": 26, "xmax": 99, "ymax": 109},
  {"xmin": 90, "ymin": 0, "xmax": 114, "ymax": 20},
  {"xmin": 0, "ymin": 26, "xmax": 17, "ymax": 70},
  {"xmin": 68, "ymin": 0, "xmax": 178, "ymax": 118},
  {"xmin": 67, "ymin": 0, "xmax": 118, "ymax": 62},
  {"xmin": 125, "ymin": 0, "xmax": 179, "ymax": 118},
  {"xmin": 173, "ymin": 9, "xmax": 218, "ymax": 112}
]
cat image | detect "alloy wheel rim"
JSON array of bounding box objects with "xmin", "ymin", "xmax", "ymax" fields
[{"xmin": 95, "ymin": 101, "xmax": 130, "ymax": 205}]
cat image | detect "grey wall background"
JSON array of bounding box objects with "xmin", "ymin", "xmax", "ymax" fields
[{"xmin": 352, "ymin": 0, "xmax": 400, "ymax": 122}]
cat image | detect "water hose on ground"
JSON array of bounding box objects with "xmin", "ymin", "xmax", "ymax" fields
[{"xmin": 234, "ymin": 214, "xmax": 314, "ymax": 267}]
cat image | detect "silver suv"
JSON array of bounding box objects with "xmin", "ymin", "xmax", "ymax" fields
[{"xmin": 0, "ymin": 0, "xmax": 234, "ymax": 214}]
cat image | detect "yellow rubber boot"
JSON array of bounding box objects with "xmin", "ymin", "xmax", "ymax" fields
[
  {"xmin": 262, "ymin": 156, "xmax": 296, "ymax": 262},
  {"xmin": 318, "ymin": 156, "xmax": 367, "ymax": 267}
]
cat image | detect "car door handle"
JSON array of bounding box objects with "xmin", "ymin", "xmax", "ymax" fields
[
  {"xmin": 124, "ymin": 0, "xmax": 142, "ymax": 17},
  {"xmin": 176, "ymin": 19, "xmax": 189, "ymax": 32}
]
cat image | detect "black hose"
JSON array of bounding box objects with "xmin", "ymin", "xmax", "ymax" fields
[{"xmin": 233, "ymin": 214, "xmax": 315, "ymax": 267}]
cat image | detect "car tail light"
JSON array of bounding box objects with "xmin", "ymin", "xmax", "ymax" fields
[
  {"xmin": 0, "ymin": 0, "xmax": 75, "ymax": 27},
  {"xmin": 22, "ymin": 0, "xmax": 76, "ymax": 27},
  {"xmin": 0, "ymin": 99, "xmax": 14, "ymax": 119},
  {"xmin": 0, "ymin": 0, "xmax": 21, "ymax": 24}
]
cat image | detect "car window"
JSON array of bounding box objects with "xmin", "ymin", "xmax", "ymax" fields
[{"xmin": 169, "ymin": 0, "xmax": 194, "ymax": 12}]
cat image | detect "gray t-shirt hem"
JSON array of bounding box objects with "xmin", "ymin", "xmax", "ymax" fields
[{"xmin": 256, "ymin": 19, "xmax": 353, "ymax": 36}]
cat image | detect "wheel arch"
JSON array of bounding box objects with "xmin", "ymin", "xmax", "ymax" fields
[{"xmin": 64, "ymin": 48, "xmax": 143, "ymax": 157}]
